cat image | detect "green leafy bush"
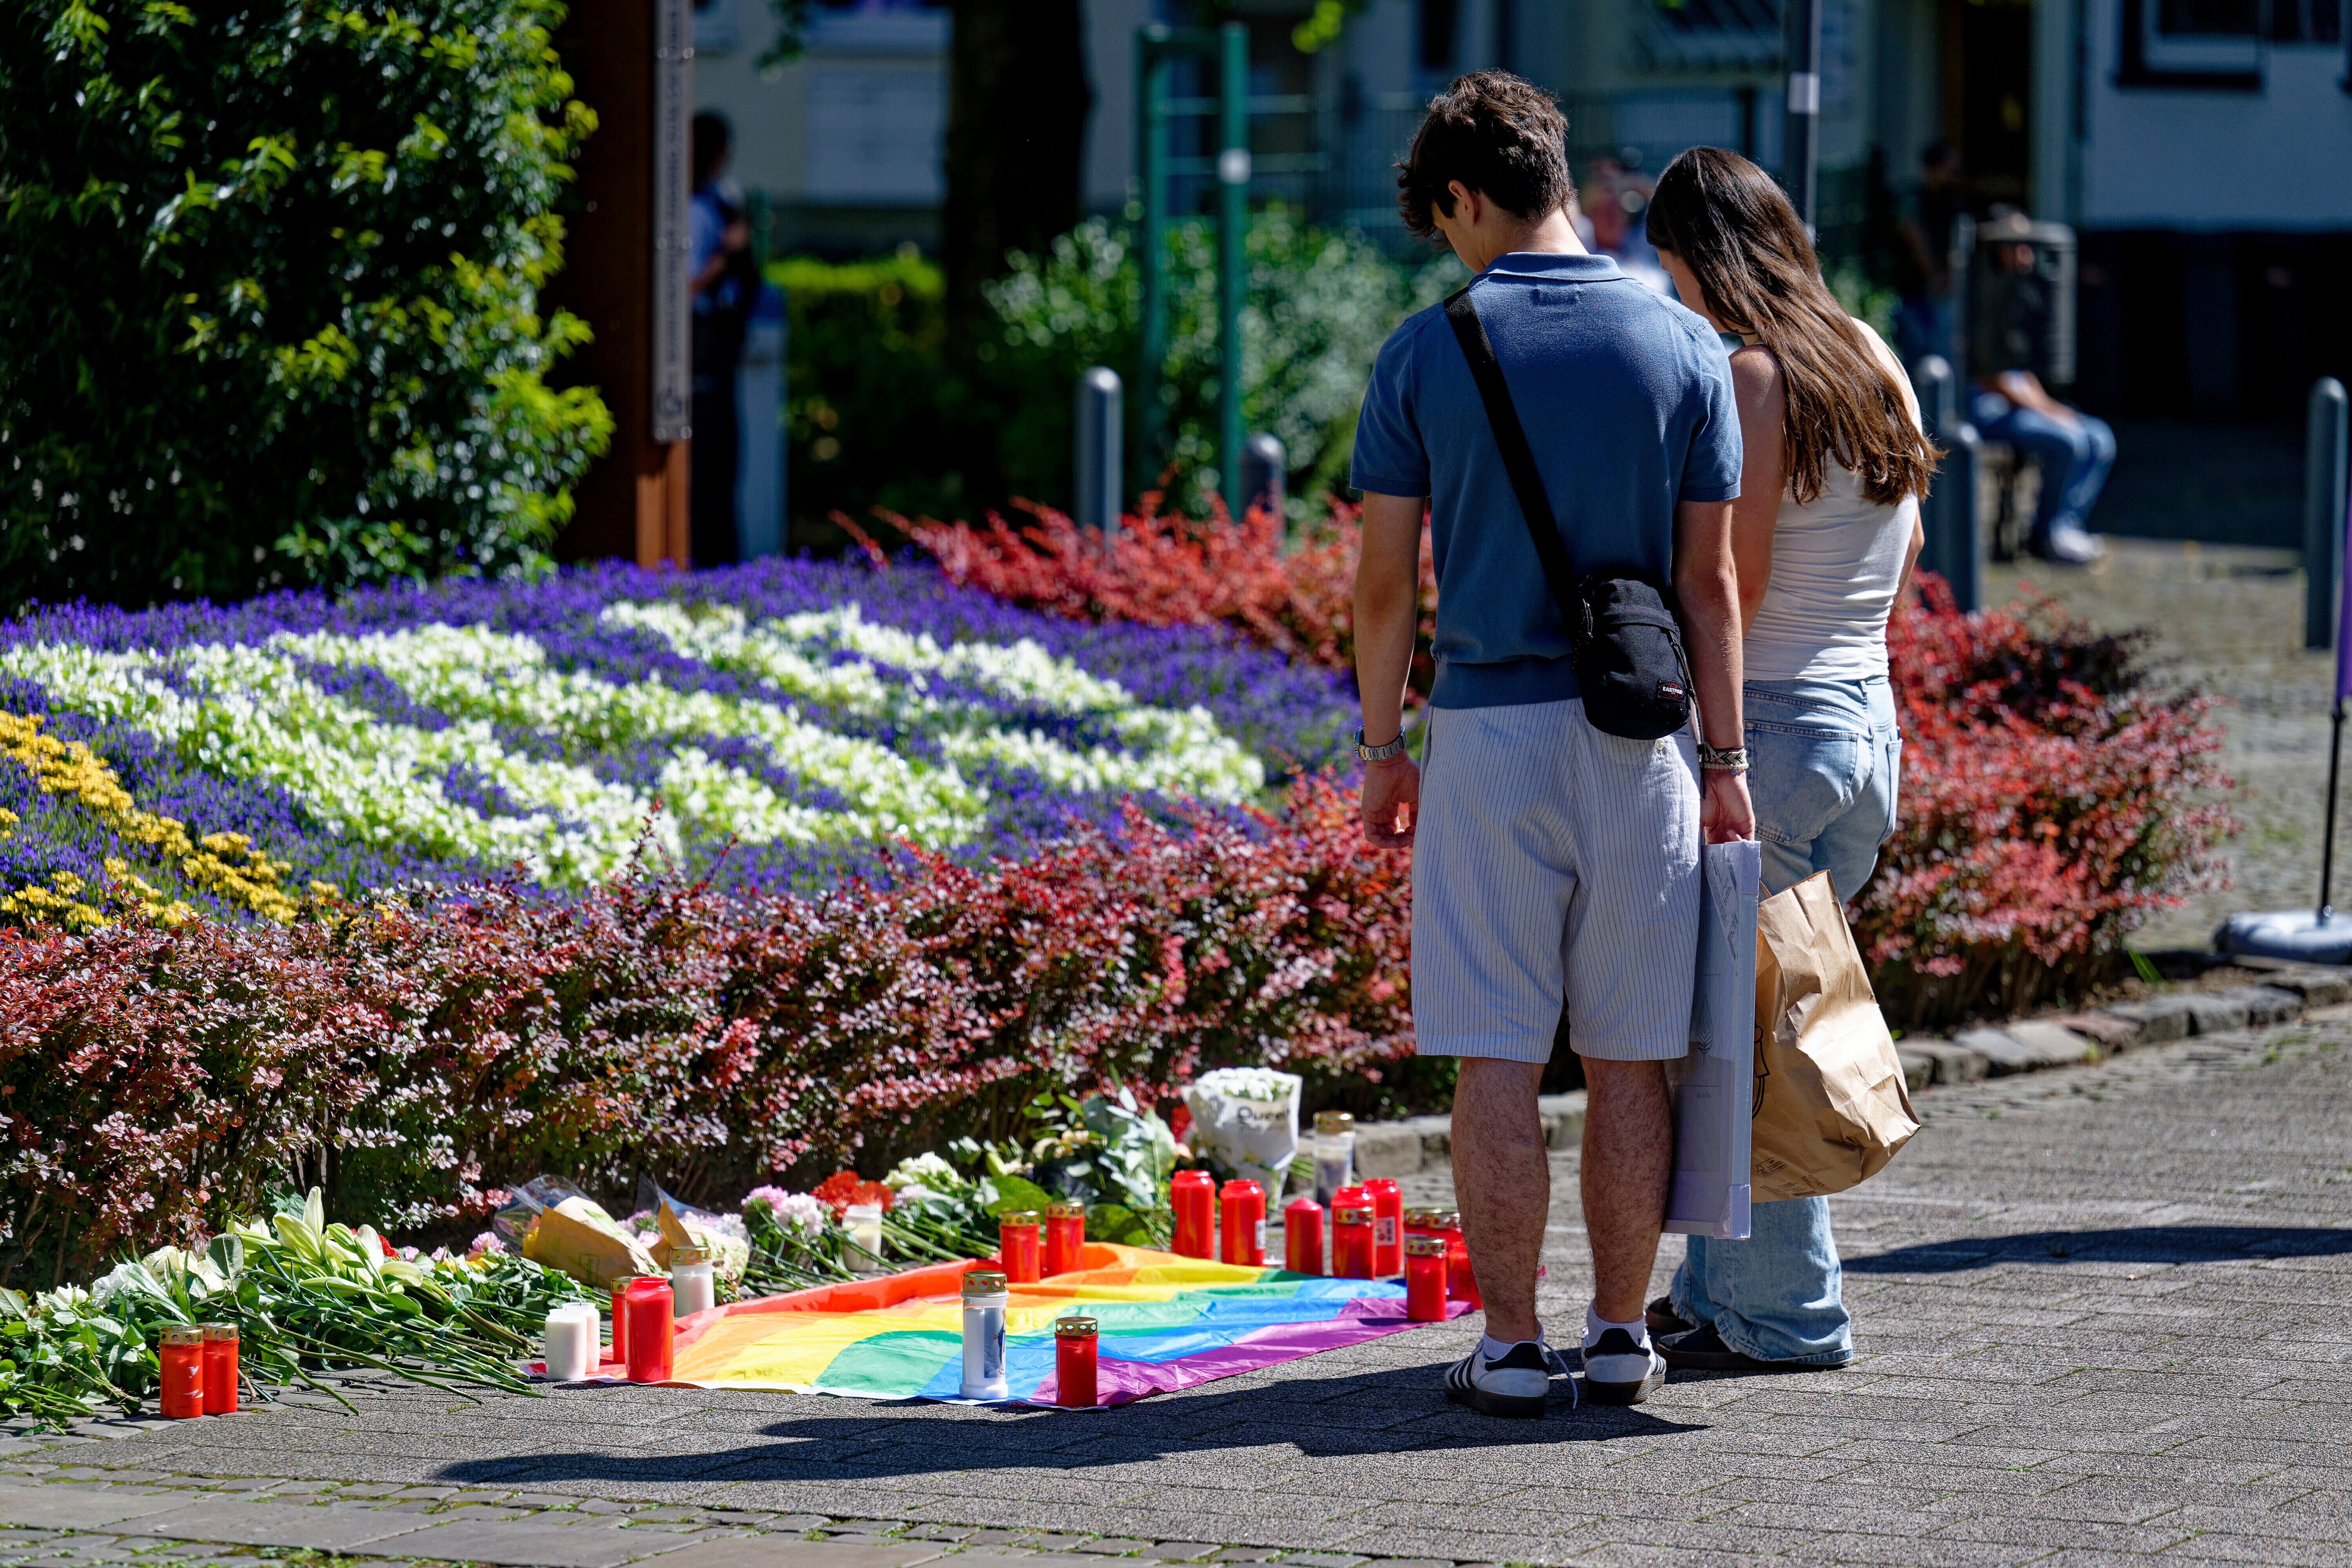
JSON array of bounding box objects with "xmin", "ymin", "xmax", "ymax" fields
[
  {"xmin": 773, "ymin": 210, "xmax": 1450, "ymax": 535},
  {"xmin": 984, "ymin": 209, "xmax": 1459, "ymax": 512},
  {"xmin": 773, "ymin": 247, "xmax": 964, "ymax": 528},
  {"xmin": 0, "ymin": 0, "xmax": 612, "ymax": 608}
]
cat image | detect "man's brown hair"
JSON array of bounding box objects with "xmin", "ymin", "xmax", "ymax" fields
[{"xmin": 1395, "ymin": 72, "xmax": 1574, "ymax": 240}]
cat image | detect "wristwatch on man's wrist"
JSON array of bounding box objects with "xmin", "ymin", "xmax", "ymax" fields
[
  {"xmin": 1698, "ymin": 742, "xmax": 1750, "ymax": 773},
  {"xmin": 1355, "ymin": 728, "xmax": 1408, "ymax": 764}
]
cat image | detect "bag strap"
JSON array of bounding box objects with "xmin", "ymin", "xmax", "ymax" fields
[{"xmin": 1443, "ymin": 284, "xmax": 1584, "ymax": 644}]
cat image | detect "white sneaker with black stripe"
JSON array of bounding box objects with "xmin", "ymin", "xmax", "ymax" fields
[
  {"xmin": 1443, "ymin": 1339, "xmax": 1572, "ymax": 1419},
  {"xmin": 1581, "ymin": 1325, "xmax": 1668, "ymax": 1405}
]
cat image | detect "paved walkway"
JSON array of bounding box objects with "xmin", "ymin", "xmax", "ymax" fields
[
  {"xmin": 1982, "ymin": 540, "xmax": 2339, "ymax": 952},
  {"xmin": 8, "ymin": 1006, "xmax": 2352, "ymax": 1566}
]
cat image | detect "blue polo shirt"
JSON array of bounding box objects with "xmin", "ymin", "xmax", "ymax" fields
[{"xmin": 1350, "ymin": 252, "xmax": 1742, "ymax": 709}]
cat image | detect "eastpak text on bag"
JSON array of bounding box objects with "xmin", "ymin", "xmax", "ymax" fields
[{"xmin": 1443, "ymin": 285, "xmax": 1696, "ymax": 741}]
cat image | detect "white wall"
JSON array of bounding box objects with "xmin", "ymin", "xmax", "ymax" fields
[{"xmin": 2082, "ymin": 0, "xmax": 2352, "ymax": 230}]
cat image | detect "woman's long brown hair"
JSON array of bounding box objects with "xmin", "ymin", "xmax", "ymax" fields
[{"xmin": 1645, "ymin": 146, "xmax": 1939, "ymax": 506}]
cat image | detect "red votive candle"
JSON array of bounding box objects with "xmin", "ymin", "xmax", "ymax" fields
[
  {"xmin": 1283, "ymin": 1196, "xmax": 1325, "ymax": 1275},
  {"xmin": 1366, "ymin": 1178, "xmax": 1403, "ymax": 1276},
  {"xmin": 624, "ymin": 1277, "xmax": 675, "ymax": 1383},
  {"xmin": 1404, "ymin": 1206, "xmax": 1434, "ymax": 1241},
  {"xmin": 1000, "ymin": 1210, "xmax": 1043, "ymax": 1284},
  {"xmin": 159, "ymin": 1326, "xmax": 205, "ymax": 1418},
  {"xmin": 1218, "ymin": 1180, "xmax": 1265, "ymax": 1266},
  {"xmin": 1333, "ymin": 1183, "xmax": 1367, "ymax": 1218},
  {"xmin": 610, "ymin": 1281, "xmax": 631, "ymax": 1362},
  {"xmin": 1405, "ymin": 1235, "xmax": 1448, "ymax": 1322},
  {"xmin": 1044, "ymin": 1202, "xmax": 1086, "ymax": 1277},
  {"xmin": 200, "ymin": 1322, "xmax": 239, "ymax": 1414},
  {"xmin": 1332, "ymin": 1204, "xmax": 1375, "ymax": 1279},
  {"xmin": 1436, "ymin": 1208, "xmax": 1481, "ymax": 1308},
  {"xmin": 1171, "ymin": 1171, "xmax": 1216, "ymax": 1258},
  {"xmin": 1054, "ymin": 1314, "xmax": 1100, "ymax": 1408}
]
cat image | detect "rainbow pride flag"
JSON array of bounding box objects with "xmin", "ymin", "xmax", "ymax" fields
[{"xmin": 569, "ymin": 1244, "xmax": 1466, "ymax": 1407}]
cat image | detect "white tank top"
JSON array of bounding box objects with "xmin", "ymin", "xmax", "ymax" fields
[{"xmin": 1742, "ymin": 319, "xmax": 1921, "ymax": 682}]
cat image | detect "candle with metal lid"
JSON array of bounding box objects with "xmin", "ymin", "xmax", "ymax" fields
[
  {"xmin": 1218, "ymin": 1180, "xmax": 1265, "ymax": 1267},
  {"xmin": 1044, "ymin": 1201, "xmax": 1086, "ymax": 1276},
  {"xmin": 200, "ymin": 1322, "xmax": 239, "ymax": 1414},
  {"xmin": 1312, "ymin": 1111, "xmax": 1356, "ymax": 1204},
  {"xmin": 1053, "ymin": 1313, "xmax": 1100, "ymax": 1407},
  {"xmin": 1332, "ymin": 1204, "xmax": 1375, "ymax": 1279},
  {"xmin": 960, "ymin": 1270, "xmax": 1010, "ymax": 1400},
  {"xmin": 159, "ymin": 1326, "xmax": 205, "ymax": 1418},
  {"xmin": 1365, "ymin": 1178, "xmax": 1404, "ymax": 1275},
  {"xmin": 1405, "ymin": 1235, "xmax": 1448, "ymax": 1322},
  {"xmin": 999, "ymin": 1210, "xmax": 1043, "ymax": 1284},
  {"xmin": 1170, "ymin": 1170, "xmax": 1215, "ymax": 1258}
]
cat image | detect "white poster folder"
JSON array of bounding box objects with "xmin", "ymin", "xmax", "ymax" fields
[{"xmin": 1662, "ymin": 837, "xmax": 1760, "ymax": 1240}]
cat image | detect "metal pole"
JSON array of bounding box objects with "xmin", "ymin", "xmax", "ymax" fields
[
  {"xmin": 1783, "ymin": 0, "xmax": 1820, "ymax": 233},
  {"xmin": 1913, "ymin": 354, "xmax": 1982, "ymax": 613},
  {"xmin": 2305, "ymin": 376, "xmax": 2349, "ymax": 651},
  {"xmin": 2323, "ymin": 704, "xmax": 2344, "ymax": 923},
  {"xmin": 1136, "ymin": 26, "xmax": 1171, "ymax": 487},
  {"xmin": 1074, "ymin": 367, "xmax": 1123, "ymax": 534},
  {"xmin": 1216, "ymin": 20, "xmax": 1249, "ymax": 519}
]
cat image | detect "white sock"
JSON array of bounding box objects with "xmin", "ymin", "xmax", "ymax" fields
[
  {"xmin": 1584, "ymin": 1303, "xmax": 1648, "ymax": 1348},
  {"xmin": 1479, "ymin": 1332, "xmax": 1536, "ymax": 1361}
]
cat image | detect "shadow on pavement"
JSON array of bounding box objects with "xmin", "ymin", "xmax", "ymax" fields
[
  {"xmin": 1847, "ymin": 1225, "xmax": 2352, "ymax": 1272},
  {"xmin": 430, "ymin": 1362, "xmax": 1708, "ymax": 1488}
]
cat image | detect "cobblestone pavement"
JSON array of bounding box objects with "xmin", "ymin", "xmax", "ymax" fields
[
  {"xmin": 1981, "ymin": 539, "xmax": 2339, "ymax": 952},
  {"xmin": 9, "ymin": 1007, "xmax": 2352, "ymax": 1566}
]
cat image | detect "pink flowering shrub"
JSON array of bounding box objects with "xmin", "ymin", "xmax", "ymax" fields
[{"xmin": 0, "ymin": 780, "xmax": 1412, "ymax": 1281}]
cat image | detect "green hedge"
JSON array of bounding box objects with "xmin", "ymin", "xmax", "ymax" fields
[
  {"xmin": 0, "ymin": 0, "xmax": 612, "ymax": 607},
  {"xmin": 775, "ymin": 211, "xmax": 1451, "ymax": 535}
]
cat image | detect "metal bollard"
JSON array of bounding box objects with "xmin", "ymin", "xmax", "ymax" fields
[
  {"xmin": 1238, "ymin": 432, "xmax": 1286, "ymax": 522},
  {"xmin": 1073, "ymin": 367, "xmax": 1123, "ymax": 534},
  {"xmin": 2306, "ymin": 377, "xmax": 2349, "ymax": 651},
  {"xmin": 1913, "ymin": 355, "xmax": 1982, "ymax": 613}
]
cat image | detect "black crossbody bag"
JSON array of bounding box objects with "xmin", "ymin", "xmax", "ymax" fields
[{"xmin": 1443, "ymin": 285, "xmax": 1696, "ymax": 742}]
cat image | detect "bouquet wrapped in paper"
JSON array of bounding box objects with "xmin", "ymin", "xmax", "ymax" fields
[{"xmin": 1181, "ymin": 1067, "xmax": 1303, "ymax": 1196}]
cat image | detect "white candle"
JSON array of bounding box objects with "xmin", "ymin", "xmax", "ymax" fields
[{"xmin": 543, "ymin": 1302, "xmax": 597, "ymax": 1381}]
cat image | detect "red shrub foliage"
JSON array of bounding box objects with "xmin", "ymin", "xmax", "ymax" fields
[
  {"xmin": 0, "ymin": 779, "xmax": 1413, "ymax": 1279},
  {"xmin": 1855, "ymin": 576, "xmax": 2234, "ymax": 1025},
  {"xmin": 899, "ymin": 496, "xmax": 1439, "ymax": 700}
]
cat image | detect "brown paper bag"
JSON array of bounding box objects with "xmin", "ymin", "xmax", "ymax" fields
[
  {"xmin": 520, "ymin": 1198, "xmax": 661, "ymax": 1287},
  {"xmin": 1750, "ymin": 871, "xmax": 1920, "ymax": 1201}
]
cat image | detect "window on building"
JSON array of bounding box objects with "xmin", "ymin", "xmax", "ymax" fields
[
  {"xmin": 1633, "ymin": 0, "xmax": 1783, "ymax": 73},
  {"xmin": 2124, "ymin": 0, "xmax": 2263, "ymax": 79},
  {"xmin": 2266, "ymin": 0, "xmax": 2342, "ymax": 41},
  {"xmin": 1419, "ymin": 0, "xmax": 1461, "ymax": 69}
]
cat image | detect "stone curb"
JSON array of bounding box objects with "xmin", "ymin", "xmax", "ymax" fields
[{"xmin": 1342, "ymin": 960, "xmax": 2352, "ymax": 1172}]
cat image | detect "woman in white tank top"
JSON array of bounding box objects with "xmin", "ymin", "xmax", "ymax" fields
[{"xmin": 1639, "ymin": 147, "xmax": 1939, "ymax": 1377}]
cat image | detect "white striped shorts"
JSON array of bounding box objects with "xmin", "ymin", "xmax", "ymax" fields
[{"xmin": 1411, "ymin": 697, "xmax": 1701, "ymax": 1063}]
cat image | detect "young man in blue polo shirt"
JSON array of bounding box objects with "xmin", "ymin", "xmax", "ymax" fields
[{"xmin": 1350, "ymin": 72, "xmax": 1753, "ymax": 1414}]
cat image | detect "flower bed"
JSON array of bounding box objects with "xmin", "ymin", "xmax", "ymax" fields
[
  {"xmin": 0, "ymin": 558, "xmax": 1352, "ymax": 910},
  {"xmin": 0, "ymin": 776, "xmax": 1411, "ymax": 1285}
]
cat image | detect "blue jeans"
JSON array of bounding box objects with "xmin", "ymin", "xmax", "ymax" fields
[
  {"xmin": 1671, "ymin": 675, "xmax": 1900, "ymax": 1366},
  {"xmin": 1972, "ymin": 393, "xmax": 2117, "ymax": 541}
]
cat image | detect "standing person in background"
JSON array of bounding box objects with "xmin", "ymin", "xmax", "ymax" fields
[
  {"xmin": 1352, "ymin": 73, "xmax": 1751, "ymax": 1416},
  {"xmin": 1971, "ymin": 212, "xmax": 2114, "ymax": 566},
  {"xmin": 1642, "ymin": 145, "xmax": 1936, "ymax": 1374},
  {"xmin": 690, "ymin": 112, "xmax": 757, "ymax": 568},
  {"xmin": 1892, "ymin": 141, "xmax": 1965, "ymax": 368}
]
